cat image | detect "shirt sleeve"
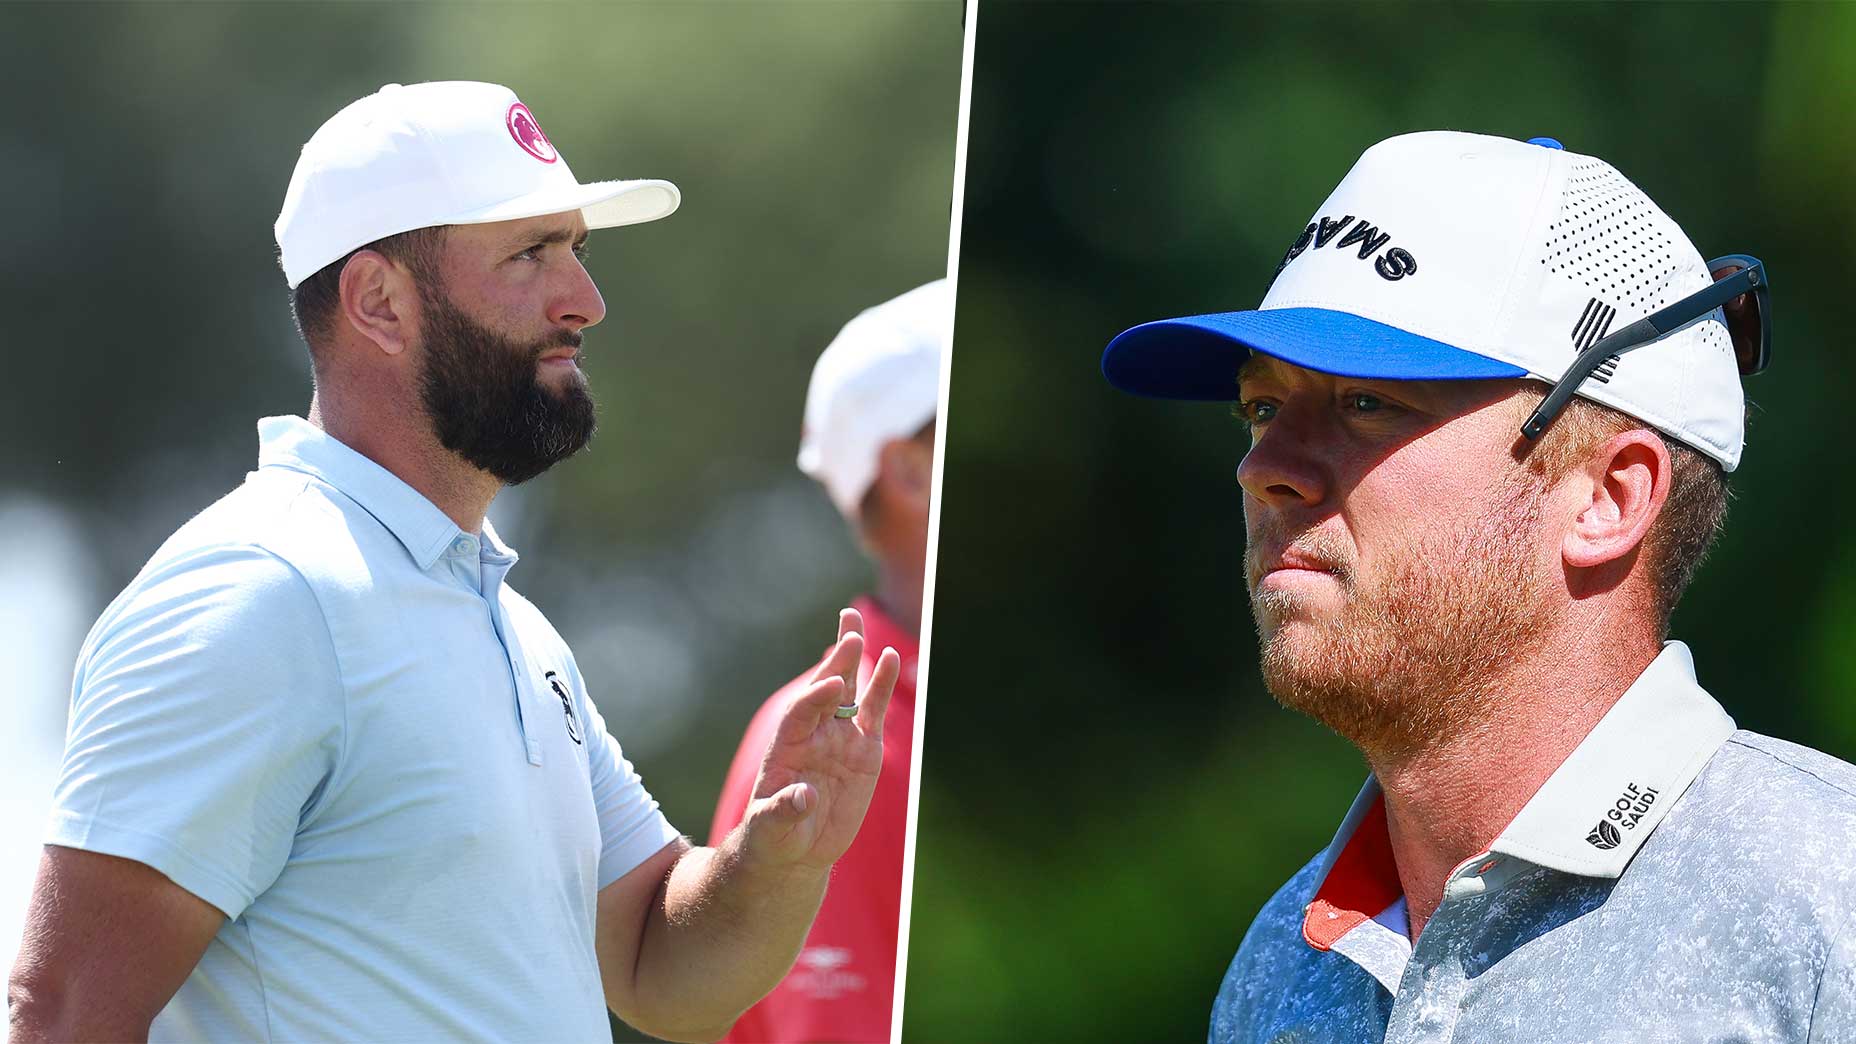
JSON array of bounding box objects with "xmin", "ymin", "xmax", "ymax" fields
[
  {"xmin": 47, "ymin": 545, "xmax": 344, "ymax": 920},
  {"xmin": 576, "ymin": 673, "xmax": 683, "ymax": 890}
]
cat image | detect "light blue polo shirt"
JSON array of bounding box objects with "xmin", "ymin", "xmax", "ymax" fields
[{"xmin": 49, "ymin": 415, "xmax": 683, "ymax": 1042}]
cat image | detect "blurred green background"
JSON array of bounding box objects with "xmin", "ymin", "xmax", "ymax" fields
[
  {"xmin": 0, "ymin": 3, "xmax": 957, "ymax": 1041},
  {"xmin": 908, "ymin": 2, "xmax": 1855, "ymax": 1041}
]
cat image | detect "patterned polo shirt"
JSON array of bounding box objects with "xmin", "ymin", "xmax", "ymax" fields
[{"xmin": 1212, "ymin": 642, "xmax": 1856, "ymax": 1043}]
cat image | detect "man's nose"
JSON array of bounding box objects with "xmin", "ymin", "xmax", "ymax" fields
[
  {"xmin": 552, "ymin": 259, "xmax": 607, "ymax": 331},
  {"xmin": 1235, "ymin": 409, "xmax": 1330, "ymax": 509}
]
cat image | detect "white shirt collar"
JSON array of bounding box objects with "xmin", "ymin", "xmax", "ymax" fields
[
  {"xmin": 1490, "ymin": 640, "xmax": 1736, "ymax": 877},
  {"xmin": 1302, "ymin": 641, "xmax": 1736, "ymax": 963}
]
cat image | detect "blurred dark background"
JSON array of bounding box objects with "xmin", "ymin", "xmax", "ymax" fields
[
  {"xmin": 0, "ymin": 4, "xmax": 957, "ymax": 1041},
  {"xmin": 907, "ymin": 3, "xmax": 1855, "ymax": 1041}
]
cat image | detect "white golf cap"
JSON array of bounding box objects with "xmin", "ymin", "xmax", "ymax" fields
[
  {"xmin": 798, "ymin": 279, "xmax": 950, "ymax": 518},
  {"xmin": 274, "ymin": 81, "xmax": 680, "ymax": 288},
  {"xmin": 1103, "ymin": 131, "xmax": 1748, "ymax": 471}
]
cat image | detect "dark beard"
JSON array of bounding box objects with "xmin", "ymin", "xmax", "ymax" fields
[{"xmin": 415, "ymin": 284, "xmax": 597, "ymax": 485}]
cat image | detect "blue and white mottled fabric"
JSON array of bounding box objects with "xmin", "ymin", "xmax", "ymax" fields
[
  {"xmin": 1211, "ymin": 642, "xmax": 1856, "ymax": 1044},
  {"xmin": 49, "ymin": 415, "xmax": 683, "ymax": 1043}
]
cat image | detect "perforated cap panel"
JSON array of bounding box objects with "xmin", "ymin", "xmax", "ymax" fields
[{"xmin": 1539, "ymin": 160, "xmax": 1729, "ymax": 358}]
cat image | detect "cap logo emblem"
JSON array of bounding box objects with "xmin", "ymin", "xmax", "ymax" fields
[
  {"xmin": 1274, "ymin": 214, "xmax": 1417, "ymax": 282},
  {"xmin": 506, "ymin": 102, "xmax": 558, "ymax": 164},
  {"xmin": 1571, "ymin": 297, "xmax": 1622, "ymax": 383}
]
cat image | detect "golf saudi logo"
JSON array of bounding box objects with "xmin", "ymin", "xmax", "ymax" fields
[
  {"xmin": 506, "ymin": 102, "xmax": 558, "ymax": 164},
  {"xmin": 1586, "ymin": 782, "xmax": 1660, "ymax": 850},
  {"xmin": 1585, "ymin": 820, "xmax": 1622, "ymax": 850}
]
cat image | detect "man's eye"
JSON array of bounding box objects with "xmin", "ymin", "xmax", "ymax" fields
[
  {"xmin": 1345, "ymin": 393, "xmax": 1385, "ymax": 413},
  {"xmin": 1235, "ymin": 399, "xmax": 1278, "ymax": 425}
]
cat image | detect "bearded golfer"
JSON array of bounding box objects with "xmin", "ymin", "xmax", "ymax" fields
[
  {"xmin": 1103, "ymin": 131, "xmax": 1855, "ymax": 1041},
  {"xmin": 7, "ymin": 81, "xmax": 898, "ymax": 1043}
]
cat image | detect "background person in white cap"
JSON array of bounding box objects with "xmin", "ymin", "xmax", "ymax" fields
[
  {"xmin": 8, "ymin": 81, "xmax": 900, "ymax": 1044},
  {"xmin": 1102, "ymin": 131, "xmax": 1855, "ymax": 1041},
  {"xmin": 709, "ymin": 279, "xmax": 946, "ymax": 1044}
]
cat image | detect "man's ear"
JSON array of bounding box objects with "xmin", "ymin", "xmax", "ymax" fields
[
  {"xmin": 337, "ymin": 251, "xmax": 420, "ymax": 357},
  {"xmin": 1561, "ymin": 428, "xmax": 1672, "ymax": 570}
]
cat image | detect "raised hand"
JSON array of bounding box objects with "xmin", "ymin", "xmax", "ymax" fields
[{"xmin": 740, "ymin": 607, "xmax": 901, "ymax": 871}]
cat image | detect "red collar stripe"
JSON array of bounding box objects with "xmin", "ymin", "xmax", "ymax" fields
[{"xmin": 1302, "ymin": 793, "xmax": 1402, "ymax": 951}]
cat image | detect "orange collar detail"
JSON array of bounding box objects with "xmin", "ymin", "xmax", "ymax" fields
[{"xmin": 1302, "ymin": 793, "xmax": 1402, "ymax": 951}]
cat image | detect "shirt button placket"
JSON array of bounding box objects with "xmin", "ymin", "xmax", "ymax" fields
[
  {"xmin": 478, "ymin": 554, "xmax": 542, "ymax": 767},
  {"xmin": 1386, "ymin": 897, "xmax": 1473, "ymax": 1044},
  {"xmin": 508, "ymin": 636, "xmax": 543, "ymax": 767}
]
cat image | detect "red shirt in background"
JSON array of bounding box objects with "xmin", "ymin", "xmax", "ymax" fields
[{"xmin": 709, "ymin": 597, "xmax": 919, "ymax": 1044}]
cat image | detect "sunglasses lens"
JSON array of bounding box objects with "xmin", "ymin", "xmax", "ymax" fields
[{"xmin": 1708, "ymin": 260, "xmax": 1766, "ymax": 375}]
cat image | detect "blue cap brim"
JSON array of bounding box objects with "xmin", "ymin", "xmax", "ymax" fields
[{"xmin": 1101, "ymin": 307, "xmax": 1527, "ymax": 401}]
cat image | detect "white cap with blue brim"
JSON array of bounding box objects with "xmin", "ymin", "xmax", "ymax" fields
[{"xmin": 1102, "ymin": 131, "xmax": 1749, "ymax": 471}]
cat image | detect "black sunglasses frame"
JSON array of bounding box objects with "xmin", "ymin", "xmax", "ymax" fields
[{"xmin": 1520, "ymin": 254, "xmax": 1770, "ymax": 442}]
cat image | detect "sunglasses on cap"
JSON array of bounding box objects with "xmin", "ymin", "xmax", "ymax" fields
[{"xmin": 1521, "ymin": 254, "xmax": 1771, "ymax": 441}]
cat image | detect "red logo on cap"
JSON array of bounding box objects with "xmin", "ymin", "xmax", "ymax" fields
[{"xmin": 506, "ymin": 103, "xmax": 557, "ymax": 164}]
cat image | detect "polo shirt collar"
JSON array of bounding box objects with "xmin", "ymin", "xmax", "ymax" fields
[
  {"xmin": 1491, "ymin": 641, "xmax": 1736, "ymax": 877},
  {"xmin": 1301, "ymin": 641, "xmax": 1736, "ymax": 958},
  {"xmin": 256, "ymin": 415, "xmax": 493, "ymax": 571}
]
